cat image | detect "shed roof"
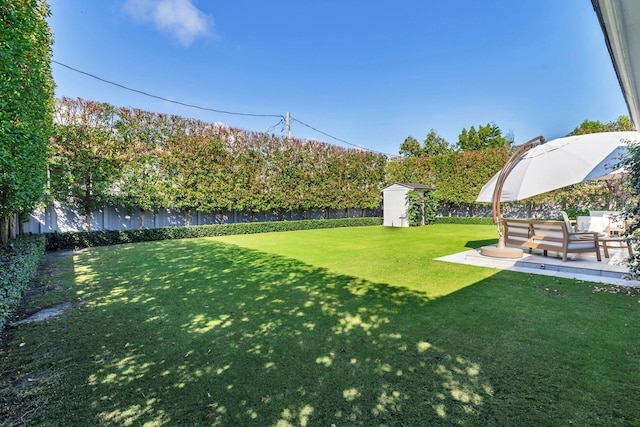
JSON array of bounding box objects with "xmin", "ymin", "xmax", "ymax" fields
[{"xmin": 382, "ymin": 182, "xmax": 436, "ymax": 191}]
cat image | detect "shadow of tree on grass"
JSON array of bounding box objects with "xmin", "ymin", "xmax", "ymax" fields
[
  {"xmin": 5, "ymin": 236, "xmax": 640, "ymax": 426},
  {"xmin": 31, "ymin": 239, "xmax": 496, "ymax": 426},
  {"xmin": 464, "ymin": 238, "xmax": 498, "ymax": 250}
]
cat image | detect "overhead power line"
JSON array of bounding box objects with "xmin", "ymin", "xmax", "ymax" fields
[
  {"xmin": 52, "ymin": 60, "xmax": 283, "ymax": 119},
  {"xmin": 291, "ymin": 117, "xmax": 398, "ymax": 157},
  {"xmin": 53, "ymin": 60, "xmax": 397, "ymax": 157}
]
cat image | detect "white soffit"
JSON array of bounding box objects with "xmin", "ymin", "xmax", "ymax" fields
[{"xmin": 593, "ymin": 0, "xmax": 640, "ymax": 130}]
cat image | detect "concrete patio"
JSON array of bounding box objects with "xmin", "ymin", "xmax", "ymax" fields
[{"xmin": 437, "ymin": 244, "xmax": 640, "ymax": 287}]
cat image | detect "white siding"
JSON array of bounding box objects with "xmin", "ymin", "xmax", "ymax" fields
[{"xmin": 382, "ymin": 184, "xmax": 410, "ymax": 227}]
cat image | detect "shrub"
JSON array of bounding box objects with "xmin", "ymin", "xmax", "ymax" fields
[
  {"xmin": 406, "ymin": 191, "xmax": 425, "ymax": 226},
  {"xmin": 563, "ymin": 207, "xmax": 590, "ymax": 220},
  {"xmin": 424, "ymin": 192, "xmax": 438, "ymax": 224},
  {"xmin": 406, "ymin": 191, "xmax": 439, "ymax": 226},
  {"xmin": 434, "ymin": 216, "xmax": 494, "ymax": 225},
  {"xmin": 46, "ymin": 218, "xmax": 382, "ymax": 250},
  {"xmin": 0, "ymin": 235, "xmax": 46, "ymax": 331},
  {"xmin": 621, "ymin": 141, "xmax": 640, "ymax": 279}
]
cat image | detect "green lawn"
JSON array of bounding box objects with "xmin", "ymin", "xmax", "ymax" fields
[{"xmin": 1, "ymin": 224, "xmax": 639, "ymax": 426}]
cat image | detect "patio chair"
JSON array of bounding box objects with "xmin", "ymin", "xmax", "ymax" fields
[
  {"xmin": 561, "ymin": 211, "xmax": 604, "ymax": 242},
  {"xmin": 560, "ymin": 211, "xmax": 576, "ymax": 233},
  {"xmin": 576, "ymin": 215, "xmax": 610, "ymax": 237},
  {"xmin": 591, "ymin": 211, "xmax": 627, "ymax": 236}
]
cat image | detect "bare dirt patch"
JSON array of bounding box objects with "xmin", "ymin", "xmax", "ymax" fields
[{"xmin": 10, "ymin": 301, "xmax": 75, "ymax": 326}]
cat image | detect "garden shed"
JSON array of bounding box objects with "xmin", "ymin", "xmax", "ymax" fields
[{"xmin": 382, "ymin": 182, "xmax": 435, "ymax": 227}]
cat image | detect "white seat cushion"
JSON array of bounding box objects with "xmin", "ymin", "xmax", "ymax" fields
[{"xmin": 576, "ymin": 216, "xmax": 609, "ymax": 234}]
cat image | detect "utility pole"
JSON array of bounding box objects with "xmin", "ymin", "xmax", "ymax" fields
[{"xmin": 285, "ymin": 112, "xmax": 290, "ymax": 141}]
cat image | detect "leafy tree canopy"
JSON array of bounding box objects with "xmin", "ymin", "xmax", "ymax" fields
[
  {"xmin": 399, "ymin": 136, "xmax": 422, "ymax": 157},
  {"xmin": 423, "ymin": 129, "xmax": 452, "ymax": 157},
  {"xmin": 399, "ymin": 130, "xmax": 451, "ymax": 157},
  {"xmin": 457, "ymin": 122, "xmax": 513, "ymax": 151},
  {"xmin": 568, "ymin": 115, "xmax": 633, "ymax": 136}
]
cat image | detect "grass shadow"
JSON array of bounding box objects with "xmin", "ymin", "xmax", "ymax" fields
[
  {"xmin": 2, "ymin": 237, "xmax": 639, "ymax": 426},
  {"xmin": 464, "ymin": 238, "xmax": 498, "ymax": 249}
]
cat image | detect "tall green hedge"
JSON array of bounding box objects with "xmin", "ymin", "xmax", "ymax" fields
[
  {"xmin": 0, "ymin": 235, "xmax": 45, "ymax": 330},
  {"xmin": 386, "ymin": 147, "xmax": 511, "ymax": 206},
  {"xmin": 46, "ymin": 99, "xmax": 627, "ymax": 226},
  {"xmin": 51, "ymin": 99, "xmax": 388, "ymax": 230},
  {"xmin": 0, "ymin": 0, "xmax": 54, "ymax": 244}
]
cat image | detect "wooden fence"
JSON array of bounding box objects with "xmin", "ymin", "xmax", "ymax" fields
[{"xmin": 22, "ymin": 202, "xmax": 382, "ymax": 234}]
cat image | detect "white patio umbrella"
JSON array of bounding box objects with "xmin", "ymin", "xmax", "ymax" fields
[
  {"xmin": 476, "ymin": 131, "xmax": 640, "ymax": 203},
  {"xmin": 476, "ymin": 131, "xmax": 640, "ymax": 259}
]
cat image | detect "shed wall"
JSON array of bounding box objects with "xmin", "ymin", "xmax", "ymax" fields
[{"xmin": 383, "ymin": 187, "xmax": 409, "ymax": 227}]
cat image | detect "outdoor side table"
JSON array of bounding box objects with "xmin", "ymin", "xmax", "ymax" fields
[{"xmin": 599, "ymin": 236, "xmax": 634, "ymax": 258}]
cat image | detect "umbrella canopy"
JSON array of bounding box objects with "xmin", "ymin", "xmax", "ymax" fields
[{"xmin": 476, "ymin": 131, "xmax": 640, "ymax": 203}]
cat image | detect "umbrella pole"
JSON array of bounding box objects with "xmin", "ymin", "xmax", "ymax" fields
[{"xmin": 481, "ymin": 136, "xmax": 545, "ymax": 258}]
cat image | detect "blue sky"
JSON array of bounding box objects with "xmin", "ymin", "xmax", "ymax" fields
[{"xmin": 48, "ymin": 0, "xmax": 627, "ymax": 156}]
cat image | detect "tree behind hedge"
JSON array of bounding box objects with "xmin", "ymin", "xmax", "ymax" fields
[
  {"xmin": 0, "ymin": 0, "xmax": 54, "ymax": 245},
  {"xmin": 568, "ymin": 116, "xmax": 633, "ymax": 136},
  {"xmin": 457, "ymin": 123, "xmax": 512, "ymax": 151},
  {"xmin": 399, "ymin": 130, "xmax": 452, "ymax": 157}
]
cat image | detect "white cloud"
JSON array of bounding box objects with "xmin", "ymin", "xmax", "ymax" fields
[{"xmin": 124, "ymin": 0, "xmax": 213, "ymax": 46}]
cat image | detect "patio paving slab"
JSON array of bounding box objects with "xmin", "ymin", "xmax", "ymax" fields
[{"xmin": 436, "ymin": 246, "xmax": 640, "ymax": 287}]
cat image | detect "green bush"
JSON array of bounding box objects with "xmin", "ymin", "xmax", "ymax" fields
[
  {"xmin": 434, "ymin": 216, "xmax": 494, "ymax": 225},
  {"xmin": 0, "ymin": 235, "xmax": 46, "ymax": 331},
  {"xmin": 406, "ymin": 191, "xmax": 425, "ymax": 226},
  {"xmin": 46, "ymin": 218, "xmax": 382, "ymax": 250},
  {"xmin": 406, "ymin": 191, "xmax": 439, "ymax": 226},
  {"xmin": 563, "ymin": 207, "xmax": 590, "ymax": 220},
  {"xmin": 424, "ymin": 192, "xmax": 438, "ymax": 224}
]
